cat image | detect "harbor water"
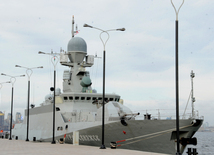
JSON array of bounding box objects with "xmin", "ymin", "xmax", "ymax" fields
[{"xmin": 184, "ymin": 132, "xmax": 214, "ymax": 155}]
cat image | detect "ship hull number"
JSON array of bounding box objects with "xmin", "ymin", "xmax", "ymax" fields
[{"xmin": 66, "ymin": 134, "xmax": 100, "ymax": 141}]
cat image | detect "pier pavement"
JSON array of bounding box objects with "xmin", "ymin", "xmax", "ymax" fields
[{"xmin": 0, "ymin": 139, "xmax": 168, "ymax": 155}]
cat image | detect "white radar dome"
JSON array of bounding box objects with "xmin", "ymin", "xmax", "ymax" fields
[{"xmin": 67, "ymin": 37, "xmax": 87, "ymax": 52}]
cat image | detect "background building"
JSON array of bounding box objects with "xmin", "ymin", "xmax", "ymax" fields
[
  {"xmin": 0, "ymin": 111, "xmax": 4, "ymax": 131},
  {"xmin": 16, "ymin": 112, "xmax": 22, "ymax": 123}
]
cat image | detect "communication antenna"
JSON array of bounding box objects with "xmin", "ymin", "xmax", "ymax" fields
[
  {"xmin": 170, "ymin": 0, "xmax": 185, "ymax": 154},
  {"xmin": 72, "ymin": 15, "xmax": 75, "ymax": 37},
  {"xmin": 71, "ymin": 15, "xmax": 79, "ymax": 38},
  {"xmin": 91, "ymin": 52, "xmax": 101, "ymax": 90},
  {"xmin": 94, "ymin": 52, "xmax": 101, "ymax": 59}
]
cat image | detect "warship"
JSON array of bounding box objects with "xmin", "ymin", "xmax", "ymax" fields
[{"xmin": 13, "ymin": 18, "xmax": 203, "ymax": 155}]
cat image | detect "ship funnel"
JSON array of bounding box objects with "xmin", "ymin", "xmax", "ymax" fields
[{"xmin": 67, "ymin": 37, "xmax": 87, "ymax": 63}]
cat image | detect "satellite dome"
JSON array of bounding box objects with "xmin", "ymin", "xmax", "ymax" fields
[
  {"xmin": 45, "ymin": 94, "xmax": 53, "ymax": 101},
  {"xmin": 67, "ymin": 37, "xmax": 87, "ymax": 52}
]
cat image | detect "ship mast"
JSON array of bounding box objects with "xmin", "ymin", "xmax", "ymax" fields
[
  {"xmin": 190, "ymin": 70, "xmax": 195, "ymax": 118},
  {"xmin": 72, "ymin": 15, "xmax": 74, "ymax": 38},
  {"xmin": 71, "ymin": 15, "xmax": 78, "ymax": 38}
]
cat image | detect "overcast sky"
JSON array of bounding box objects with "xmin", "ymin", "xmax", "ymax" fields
[{"xmin": 0, "ymin": 0, "xmax": 213, "ymax": 126}]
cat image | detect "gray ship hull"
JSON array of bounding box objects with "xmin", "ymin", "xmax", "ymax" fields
[
  {"xmin": 49, "ymin": 119, "xmax": 202, "ymax": 154},
  {"xmin": 13, "ymin": 102, "xmax": 203, "ymax": 155}
]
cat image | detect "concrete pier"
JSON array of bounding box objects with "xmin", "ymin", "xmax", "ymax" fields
[{"xmin": 0, "ymin": 139, "xmax": 168, "ymax": 155}]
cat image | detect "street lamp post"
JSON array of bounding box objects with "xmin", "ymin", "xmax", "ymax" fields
[
  {"xmin": 1, "ymin": 73, "xmax": 25, "ymax": 140},
  {"xmin": 38, "ymin": 51, "xmax": 59, "ymax": 144},
  {"xmin": 15, "ymin": 65, "xmax": 43, "ymax": 141},
  {"xmin": 171, "ymin": 0, "xmax": 185, "ymax": 154},
  {"xmin": 83, "ymin": 24, "xmax": 125, "ymax": 149}
]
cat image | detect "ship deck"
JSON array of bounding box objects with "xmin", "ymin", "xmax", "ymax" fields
[{"xmin": 0, "ymin": 138, "xmax": 168, "ymax": 155}]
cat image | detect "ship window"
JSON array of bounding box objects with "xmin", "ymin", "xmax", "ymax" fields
[
  {"xmin": 105, "ymin": 98, "xmax": 108, "ymax": 101},
  {"xmin": 85, "ymin": 72, "xmax": 90, "ymax": 77},
  {"xmin": 75, "ymin": 96, "xmax": 79, "ymax": 100},
  {"xmin": 115, "ymin": 98, "xmax": 120, "ymax": 101},
  {"xmin": 70, "ymin": 73, "xmax": 72, "ymax": 80},
  {"xmin": 81, "ymin": 97, "xmax": 85, "ymax": 100},
  {"xmin": 69, "ymin": 96, "xmax": 73, "ymax": 100},
  {"xmin": 87, "ymin": 97, "xmax": 91, "ymax": 100},
  {"xmin": 98, "ymin": 97, "xmax": 102, "ymax": 100},
  {"xmin": 64, "ymin": 97, "xmax": 68, "ymax": 100},
  {"xmin": 92, "ymin": 97, "xmax": 97, "ymax": 100},
  {"xmin": 109, "ymin": 98, "xmax": 113, "ymax": 101}
]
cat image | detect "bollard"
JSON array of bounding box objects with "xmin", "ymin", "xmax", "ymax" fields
[
  {"xmin": 186, "ymin": 148, "xmax": 192, "ymax": 155},
  {"xmin": 110, "ymin": 142, "xmax": 117, "ymax": 149},
  {"xmin": 193, "ymin": 148, "xmax": 198, "ymax": 155},
  {"xmin": 15, "ymin": 136, "xmax": 18, "ymax": 140},
  {"xmin": 5, "ymin": 133, "xmax": 8, "ymax": 139},
  {"xmin": 59, "ymin": 138, "xmax": 64, "ymax": 144},
  {"xmin": 33, "ymin": 137, "xmax": 36, "ymax": 141}
]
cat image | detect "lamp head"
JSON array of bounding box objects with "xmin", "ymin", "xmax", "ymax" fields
[
  {"xmin": 38, "ymin": 51, "xmax": 45, "ymax": 54},
  {"xmin": 83, "ymin": 24, "xmax": 93, "ymax": 28},
  {"xmin": 117, "ymin": 28, "xmax": 125, "ymax": 31}
]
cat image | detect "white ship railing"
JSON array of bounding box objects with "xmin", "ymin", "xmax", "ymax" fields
[{"xmin": 133, "ymin": 109, "xmax": 204, "ymax": 120}]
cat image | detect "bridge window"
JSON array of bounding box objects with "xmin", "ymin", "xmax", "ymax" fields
[
  {"xmin": 69, "ymin": 96, "xmax": 73, "ymax": 100},
  {"xmin": 64, "ymin": 97, "xmax": 68, "ymax": 100},
  {"xmin": 115, "ymin": 98, "xmax": 120, "ymax": 102}
]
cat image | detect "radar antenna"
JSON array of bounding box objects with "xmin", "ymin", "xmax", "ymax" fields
[{"xmin": 94, "ymin": 52, "xmax": 101, "ymax": 59}]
